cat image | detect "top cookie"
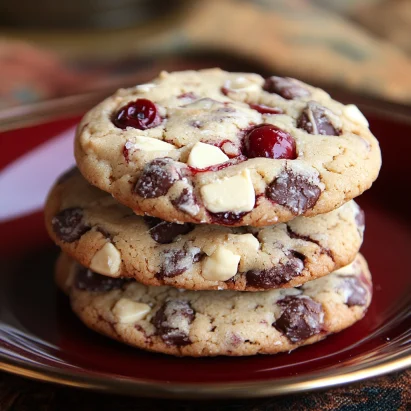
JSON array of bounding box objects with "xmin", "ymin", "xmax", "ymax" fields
[{"xmin": 75, "ymin": 69, "xmax": 381, "ymax": 227}]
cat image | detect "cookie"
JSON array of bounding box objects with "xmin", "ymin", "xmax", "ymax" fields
[
  {"xmin": 75, "ymin": 68, "xmax": 381, "ymax": 227},
  {"xmin": 56, "ymin": 252, "xmax": 372, "ymax": 357},
  {"xmin": 45, "ymin": 169, "xmax": 364, "ymax": 291}
]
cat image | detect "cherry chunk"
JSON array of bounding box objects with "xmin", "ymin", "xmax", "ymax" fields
[
  {"xmin": 244, "ymin": 124, "xmax": 297, "ymax": 160},
  {"xmin": 113, "ymin": 99, "xmax": 161, "ymax": 130},
  {"xmin": 249, "ymin": 103, "xmax": 283, "ymax": 115}
]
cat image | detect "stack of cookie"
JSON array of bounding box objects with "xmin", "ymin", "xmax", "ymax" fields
[{"xmin": 45, "ymin": 69, "xmax": 381, "ymax": 356}]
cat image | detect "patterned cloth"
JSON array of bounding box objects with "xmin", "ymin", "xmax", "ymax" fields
[{"xmin": 0, "ymin": 370, "xmax": 409, "ymax": 410}]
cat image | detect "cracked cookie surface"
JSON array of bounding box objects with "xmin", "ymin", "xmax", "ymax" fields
[
  {"xmin": 75, "ymin": 69, "xmax": 381, "ymax": 227},
  {"xmin": 56, "ymin": 253, "xmax": 372, "ymax": 357},
  {"xmin": 46, "ymin": 169, "xmax": 364, "ymax": 291}
]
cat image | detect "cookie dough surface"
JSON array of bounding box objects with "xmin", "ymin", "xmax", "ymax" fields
[
  {"xmin": 45, "ymin": 169, "xmax": 364, "ymax": 291},
  {"xmin": 75, "ymin": 69, "xmax": 381, "ymax": 227},
  {"xmin": 57, "ymin": 253, "xmax": 372, "ymax": 357}
]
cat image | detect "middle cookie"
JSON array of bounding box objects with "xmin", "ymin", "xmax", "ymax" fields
[{"xmin": 45, "ymin": 169, "xmax": 365, "ymax": 291}]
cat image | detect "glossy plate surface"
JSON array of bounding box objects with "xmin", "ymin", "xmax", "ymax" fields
[{"xmin": 0, "ymin": 105, "xmax": 410, "ymax": 399}]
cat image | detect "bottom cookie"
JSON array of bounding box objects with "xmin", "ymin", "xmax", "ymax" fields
[{"xmin": 56, "ymin": 253, "xmax": 372, "ymax": 357}]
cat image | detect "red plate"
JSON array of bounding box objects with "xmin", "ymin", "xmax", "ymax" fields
[{"xmin": 0, "ymin": 100, "xmax": 410, "ymax": 399}]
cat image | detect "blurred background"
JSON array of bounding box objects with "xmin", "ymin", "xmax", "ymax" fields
[{"xmin": 1, "ymin": 0, "xmax": 410, "ymax": 127}]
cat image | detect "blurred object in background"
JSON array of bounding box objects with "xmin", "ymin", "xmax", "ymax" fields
[
  {"xmin": 0, "ymin": 0, "xmax": 189, "ymax": 29},
  {"xmin": 0, "ymin": 40, "xmax": 102, "ymax": 109},
  {"xmin": 1, "ymin": 0, "xmax": 411, "ymax": 115},
  {"xmin": 352, "ymin": 0, "xmax": 411, "ymax": 55}
]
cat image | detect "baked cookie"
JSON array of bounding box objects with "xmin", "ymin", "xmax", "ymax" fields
[
  {"xmin": 56, "ymin": 253, "xmax": 372, "ymax": 357},
  {"xmin": 75, "ymin": 69, "xmax": 381, "ymax": 227},
  {"xmin": 45, "ymin": 169, "xmax": 364, "ymax": 291}
]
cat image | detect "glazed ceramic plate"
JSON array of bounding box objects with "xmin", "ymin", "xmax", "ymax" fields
[{"xmin": 0, "ymin": 100, "xmax": 410, "ymax": 399}]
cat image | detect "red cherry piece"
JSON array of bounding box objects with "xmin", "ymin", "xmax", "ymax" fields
[
  {"xmin": 249, "ymin": 103, "xmax": 283, "ymax": 115},
  {"xmin": 113, "ymin": 99, "xmax": 161, "ymax": 130},
  {"xmin": 245, "ymin": 124, "xmax": 297, "ymax": 160}
]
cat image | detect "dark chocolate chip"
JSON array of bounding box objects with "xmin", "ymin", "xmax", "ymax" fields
[
  {"xmin": 52, "ymin": 207, "xmax": 90, "ymax": 243},
  {"xmin": 338, "ymin": 275, "xmax": 368, "ymax": 307},
  {"xmin": 209, "ymin": 211, "xmax": 247, "ymax": 225},
  {"xmin": 145, "ymin": 217, "xmax": 194, "ymax": 244},
  {"xmin": 266, "ymin": 171, "xmax": 321, "ymax": 215},
  {"xmin": 263, "ymin": 76, "xmax": 311, "ymax": 100},
  {"xmin": 297, "ymin": 101, "xmax": 340, "ymax": 136},
  {"xmin": 245, "ymin": 258, "xmax": 304, "ymax": 289},
  {"xmin": 171, "ymin": 188, "xmax": 199, "ymax": 216},
  {"xmin": 189, "ymin": 120, "xmax": 203, "ymax": 128},
  {"xmin": 273, "ymin": 296, "xmax": 323, "ymax": 343},
  {"xmin": 56, "ymin": 166, "xmax": 79, "ymax": 184},
  {"xmin": 156, "ymin": 247, "xmax": 200, "ymax": 279},
  {"xmin": 152, "ymin": 300, "xmax": 195, "ymax": 346},
  {"xmin": 134, "ymin": 158, "xmax": 181, "ymax": 198},
  {"xmin": 74, "ymin": 265, "xmax": 131, "ymax": 292}
]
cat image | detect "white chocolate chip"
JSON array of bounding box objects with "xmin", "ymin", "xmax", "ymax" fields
[
  {"xmin": 112, "ymin": 298, "xmax": 151, "ymax": 323},
  {"xmin": 202, "ymin": 247, "xmax": 240, "ymax": 281},
  {"xmin": 333, "ymin": 261, "xmax": 356, "ymax": 275},
  {"xmin": 135, "ymin": 83, "xmax": 156, "ymax": 93},
  {"xmin": 228, "ymin": 233, "xmax": 260, "ymax": 251},
  {"xmin": 344, "ymin": 104, "xmax": 369, "ymax": 127},
  {"xmin": 187, "ymin": 142, "xmax": 229, "ymax": 168},
  {"xmin": 132, "ymin": 136, "xmax": 176, "ymax": 151},
  {"xmin": 224, "ymin": 77, "xmax": 260, "ymax": 92},
  {"xmin": 90, "ymin": 243, "xmax": 121, "ymax": 277},
  {"xmin": 200, "ymin": 169, "xmax": 255, "ymax": 213},
  {"xmin": 185, "ymin": 98, "xmax": 221, "ymax": 110}
]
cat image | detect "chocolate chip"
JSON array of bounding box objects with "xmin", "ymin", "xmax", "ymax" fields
[
  {"xmin": 209, "ymin": 211, "xmax": 247, "ymax": 225},
  {"xmin": 266, "ymin": 171, "xmax": 321, "ymax": 215},
  {"xmin": 171, "ymin": 188, "xmax": 199, "ymax": 216},
  {"xmin": 74, "ymin": 265, "xmax": 131, "ymax": 292},
  {"xmin": 189, "ymin": 120, "xmax": 203, "ymax": 128},
  {"xmin": 245, "ymin": 258, "xmax": 304, "ymax": 289},
  {"xmin": 274, "ymin": 296, "xmax": 323, "ymax": 343},
  {"xmin": 297, "ymin": 101, "xmax": 340, "ymax": 136},
  {"xmin": 338, "ymin": 275, "xmax": 368, "ymax": 307},
  {"xmin": 156, "ymin": 247, "xmax": 200, "ymax": 279},
  {"xmin": 134, "ymin": 158, "xmax": 181, "ymax": 198},
  {"xmin": 52, "ymin": 208, "xmax": 90, "ymax": 243},
  {"xmin": 263, "ymin": 76, "xmax": 310, "ymax": 100},
  {"xmin": 152, "ymin": 300, "xmax": 195, "ymax": 346},
  {"xmin": 144, "ymin": 217, "xmax": 194, "ymax": 244},
  {"xmin": 56, "ymin": 166, "xmax": 79, "ymax": 184}
]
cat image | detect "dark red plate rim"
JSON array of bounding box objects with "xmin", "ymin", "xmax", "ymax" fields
[{"xmin": 0, "ymin": 98, "xmax": 410, "ymax": 399}]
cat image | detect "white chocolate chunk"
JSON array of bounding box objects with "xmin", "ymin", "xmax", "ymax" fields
[
  {"xmin": 185, "ymin": 98, "xmax": 222, "ymax": 110},
  {"xmin": 187, "ymin": 142, "xmax": 229, "ymax": 168},
  {"xmin": 333, "ymin": 261, "xmax": 356, "ymax": 275},
  {"xmin": 229, "ymin": 233, "xmax": 260, "ymax": 251},
  {"xmin": 344, "ymin": 104, "xmax": 369, "ymax": 127},
  {"xmin": 200, "ymin": 169, "xmax": 255, "ymax": 213},
  {"xmin": 112, "ymin": 298, "xmax": 151, "ymax": 323},
  {"xmin": 90, "ymin": 243, "xmax": 121, "ymax": 277},
  {"xmin": 132, "ymin": 136, "xmax": 176, "ymax": 151},
  {"xmin": 135, "ymin": 83, "xmax": 156, "ymax": 93},
  {"xmin": 224, "ymin": 76, "xmax": 260, "ymax": 92},
  {"xmin": 202, "ymin": 247, "xmax": 240, "ymax": 281}
]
